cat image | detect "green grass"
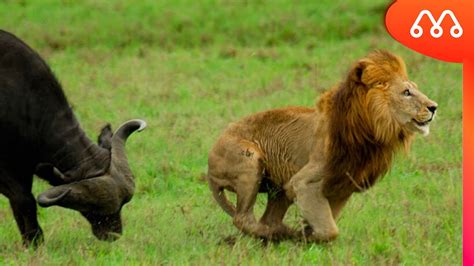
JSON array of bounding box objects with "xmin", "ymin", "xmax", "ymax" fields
[{"xmin": 0, "ymin": 0, "xmax": 461, "ymax": 265}]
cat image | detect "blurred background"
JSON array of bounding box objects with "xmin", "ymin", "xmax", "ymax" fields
[{"xmin": 0, "ymin": 0, "xmax": 461, "ymax": 264}]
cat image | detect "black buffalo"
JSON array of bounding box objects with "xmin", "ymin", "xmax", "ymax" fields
[{"xmin": 0, "ymin": 30, "xmax": 146, "ymax": 246}]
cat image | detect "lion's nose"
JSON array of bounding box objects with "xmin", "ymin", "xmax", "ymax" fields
[{"xmin": 427, "ymin": 105, "xmax": 437, "ymax": 113}]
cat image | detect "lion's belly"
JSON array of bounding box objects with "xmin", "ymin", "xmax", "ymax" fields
[{"xmin": 263, "ymin": 159, "xmax": 303, "ymax": 186}]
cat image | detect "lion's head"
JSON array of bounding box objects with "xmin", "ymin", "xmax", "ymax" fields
[
  {"xmin": 386, "ymin": 79, "xmax": 437, "ymax": 136},
  {"xmin": 323, "ymin": 50, "xmax": 438, "ymax": 196},
  {"xmin": 348, "ymin": 50, "xmax": 438, "ymax": 143}
]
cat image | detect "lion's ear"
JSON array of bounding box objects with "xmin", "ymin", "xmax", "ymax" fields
[{"xmin": 350, "ymin": 60, "xmax": 368, "ymax": 85}]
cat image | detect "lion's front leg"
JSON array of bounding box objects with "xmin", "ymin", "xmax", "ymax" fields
[
  {"xmin": 295, "ymin": 181, "xmax": 339, "ymax": 242},
  {"xmin": 288, "ymin": 164, "xmax": 339, "ymax": 242}
]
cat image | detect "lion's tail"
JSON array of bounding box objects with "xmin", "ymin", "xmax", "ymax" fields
[{"xmin": 208, "ymin": 176, "xmax": 236, "ymax": 217}]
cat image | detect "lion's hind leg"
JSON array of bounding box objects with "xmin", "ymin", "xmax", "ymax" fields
[
  {"xmin": 230, "ymin": 147, "xmax": 271, "ymax": 238},
  {"xmin": 208, "ymin": 137, "xmax": 271, "ymax": 238},
  {"xmin": 232, "ymin": 172, "xmax": 270, "ymax": 237},
  {"xmin": 258, "ymin": 190, "xmax": 295, "ymax": 240}
]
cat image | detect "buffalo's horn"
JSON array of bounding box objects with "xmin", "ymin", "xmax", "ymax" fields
[
  {"xmin": 52, "ymin": 167, "xmax": 65, "ymax": 180},
  {"xmin": 110, "ymin": 119, "xmax": 146, "ymax": 178},
  {"xmin": 37, "ymin": 187, "xmax": 72, "ymax": 207},
  {"xmin": 35, "ymin": 163, "xmax": 67, "ymax": 185}
]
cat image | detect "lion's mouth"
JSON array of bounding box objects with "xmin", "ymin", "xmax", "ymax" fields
[
  {"xmin": 412, "ymin": 118, "xmax": 430, "ymax": 127},
  {"xmin": 411, "ymin": 118, "xmax": 432, "ymax": 136}
]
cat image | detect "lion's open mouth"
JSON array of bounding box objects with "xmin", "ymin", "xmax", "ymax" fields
[
  {"xmin": 411, "ymin": 118, "xmax": 431, "ymax": 136},
  {"xmin": 412, "ymin": 119, "xmax": 430, "ymax": 127}
]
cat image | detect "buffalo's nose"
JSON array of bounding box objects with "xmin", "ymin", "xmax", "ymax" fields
[{"xmin": 427, "ymin": 105, "xmax": 437, "ymax": 113}]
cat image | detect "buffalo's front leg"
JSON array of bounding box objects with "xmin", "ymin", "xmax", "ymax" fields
[
  {"xmin": 10, "ymin": 191, "xmax": 44, "ymax": 247},
  {"xmin": 1, "ymin": 169, "xmax": 43, "ymax": 247}
]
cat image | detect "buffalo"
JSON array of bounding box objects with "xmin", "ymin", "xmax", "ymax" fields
[{"xmin": 0, "ymin": 30, "xmax": 145, "ymax": 247}]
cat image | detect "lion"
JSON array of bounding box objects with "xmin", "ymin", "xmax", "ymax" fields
[{"xmin": 207, "ymin": 50, "xmax": 438, "ymax": 242}]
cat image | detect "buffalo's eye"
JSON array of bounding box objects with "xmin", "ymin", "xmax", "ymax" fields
[{"xmin": 403, "ymin": 89, "xmax": 411, "ymax": 96}]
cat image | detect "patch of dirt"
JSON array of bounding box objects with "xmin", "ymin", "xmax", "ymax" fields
[
  {"xmin": 417, "ymin": 162, "xmax": 461, "ymax": 174},
  {"xmin": 219, "ymin": 235, "xmax": 238, "ymax": 246}
]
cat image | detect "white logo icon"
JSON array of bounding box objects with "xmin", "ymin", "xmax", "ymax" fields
[{"xmin": 410, "ymin": 10, "xmax": 463, "ymax": 38}]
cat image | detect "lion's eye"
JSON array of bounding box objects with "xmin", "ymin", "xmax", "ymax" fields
[{"xmin": 403, "ymin": 89, "xmax": 411, "ymax": 96}]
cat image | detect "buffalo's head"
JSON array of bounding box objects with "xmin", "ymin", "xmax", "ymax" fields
[{"xmin": 37, "ymin": 119, "xmax": 146, "ymax": 241}]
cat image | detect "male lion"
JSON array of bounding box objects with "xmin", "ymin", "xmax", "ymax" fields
[{"xmin": 207, "ymin": 50, "xmax": 438, "ymax": 242}]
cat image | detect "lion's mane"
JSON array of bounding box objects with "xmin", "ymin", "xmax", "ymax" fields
[{"xmin": 321, "ymin": 50, "xmax": 414, "ymax": 198}]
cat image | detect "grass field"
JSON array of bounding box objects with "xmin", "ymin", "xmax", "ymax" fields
[{"xmin": 0, "ymin": 0, "xmax": 462, "ymax": 265}]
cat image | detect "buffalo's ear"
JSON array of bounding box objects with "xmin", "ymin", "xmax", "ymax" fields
[{"xmin": 98, "ymin": 124, "xmax": 113, "ymax": 150}]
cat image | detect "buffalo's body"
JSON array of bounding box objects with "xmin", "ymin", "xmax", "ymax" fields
[{"xmin": 0, "ymin": 30, "xmax": 145, "ymax": 246}]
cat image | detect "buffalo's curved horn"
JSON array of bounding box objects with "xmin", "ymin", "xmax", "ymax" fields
[
  {"xmin": 35, "ymin": 163, "xmax": 67, "ymax": 185},
  {"xmin": 110, "ymin": 119, "xmax": 146, "ymax": 178},
  {"xmin": 37, "ymin": 187, "xmax": 71, "ymax": 207}
]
